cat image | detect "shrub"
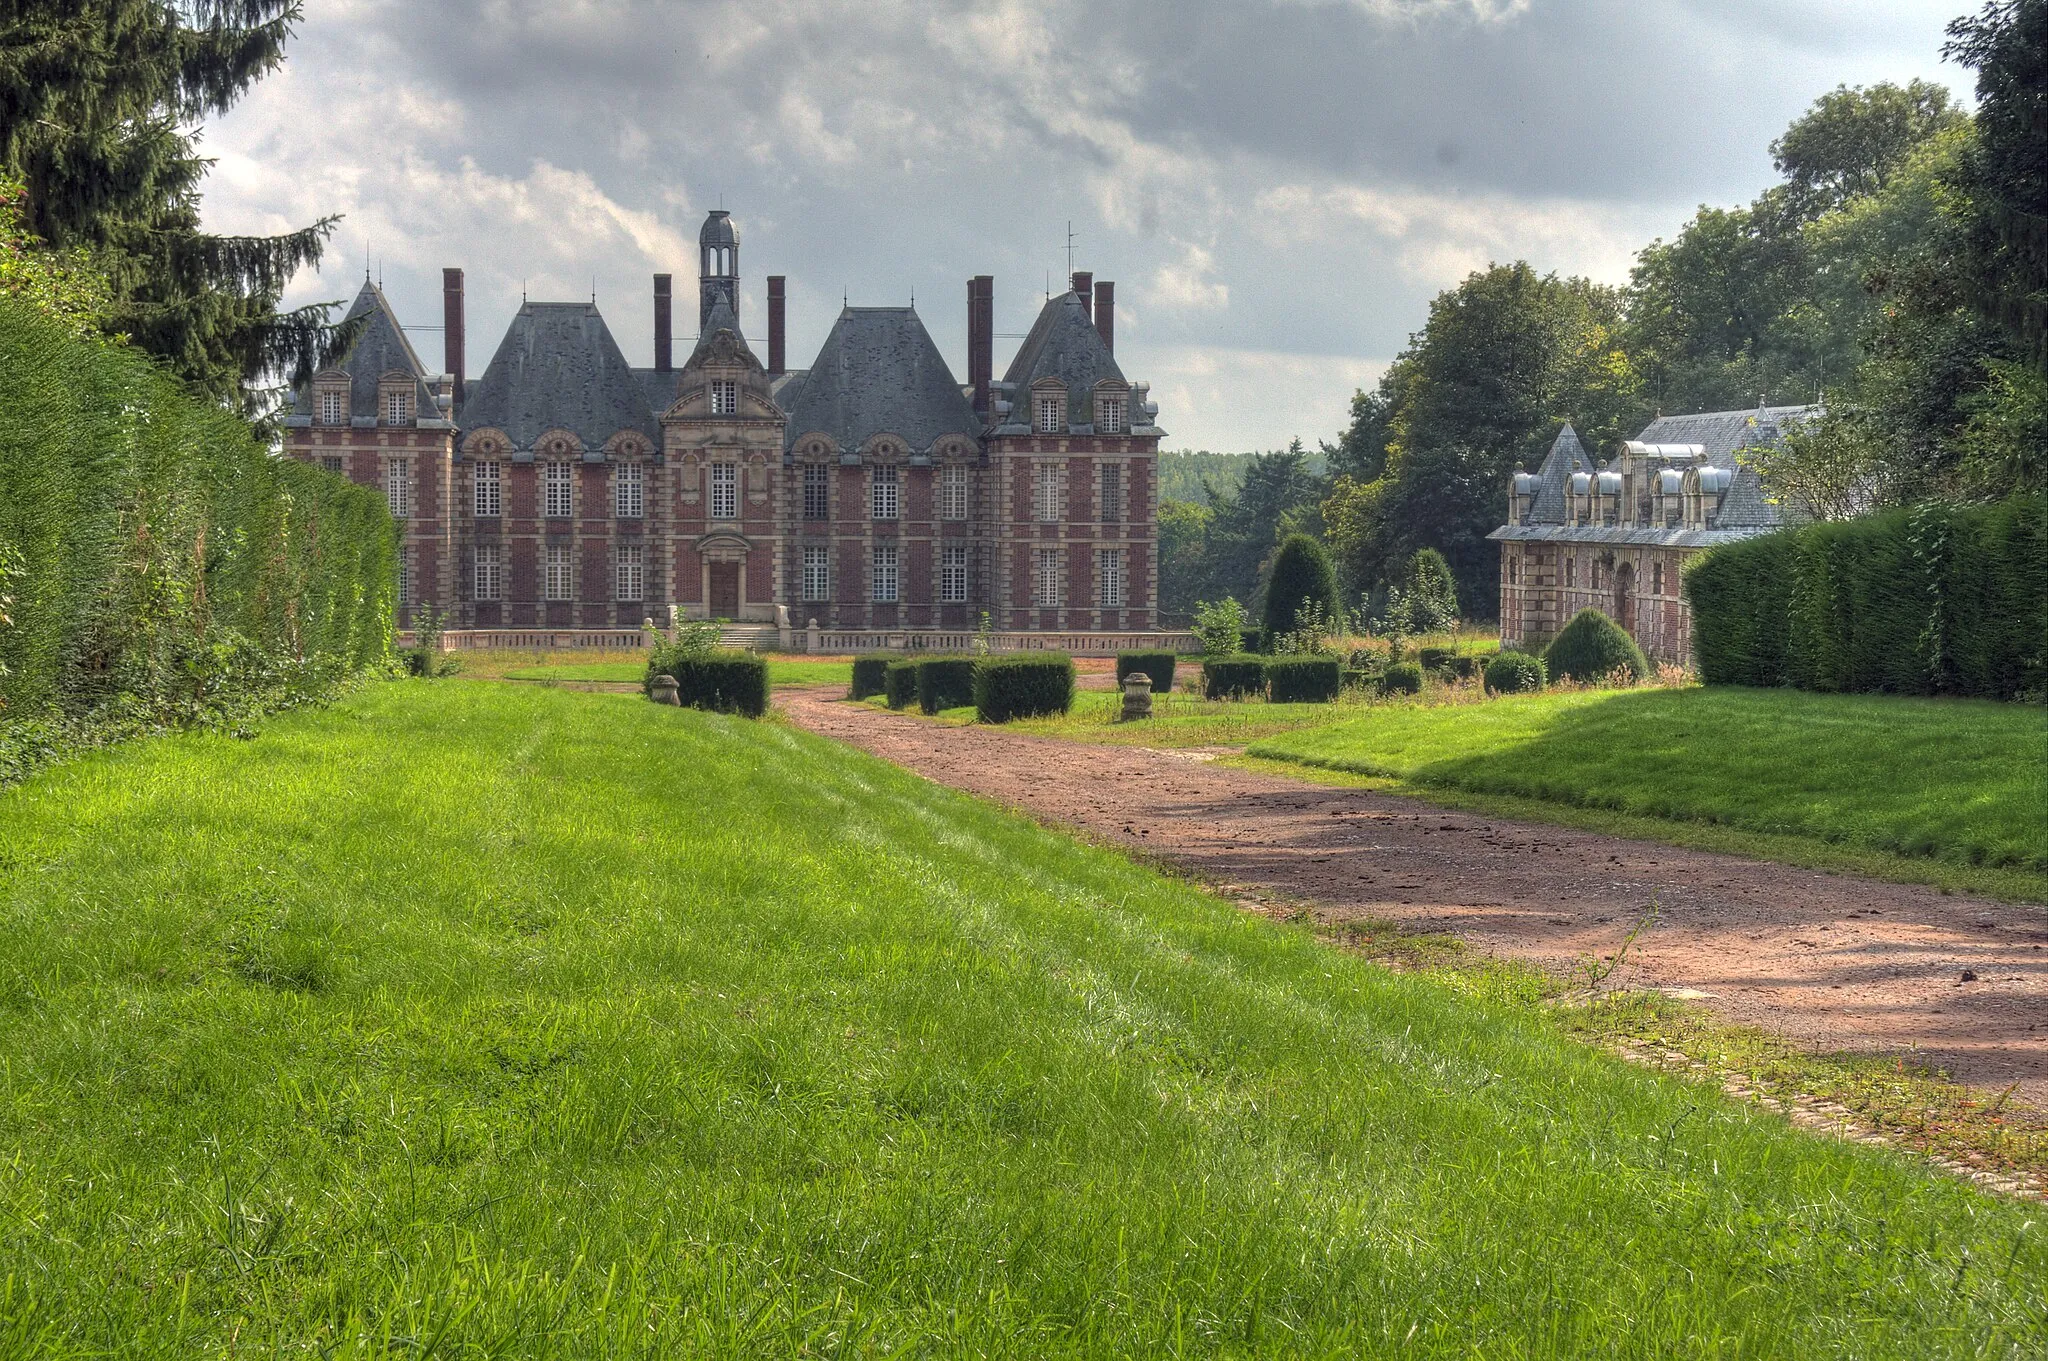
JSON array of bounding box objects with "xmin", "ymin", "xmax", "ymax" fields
[
  {"xmin": 1685, "ymin": 495, "xmax": 2045, "ymax": 700},
  {"xmin": 1484, "ymin": 651, "xmax": 1546, "ymax": 694},
  {"xmin": 1544, "ymin": 609, "xmax": 1649, "ymax": 685},
  {"xmin": 974, "ymin": 654, "xmax": 1074, "ymax": 723},
  {"xmin": 1261, "ymin": 534, "xmax": 1342, "ymax": 645},
  {"xmin": 1265, "ymin": 656, "xmax": 1342, "ymax": 703},
  {"xmin": 850, "ymin": 653, "xmax": 893, "ymax": 700},
  {"xmin": 1201, "ymin": 655, "xmax": 1266, "ymax": 699},
  {"xmin": 884, "ymin": 659, "xmax": 920, "ymax": 710},
  {"xmin": 648, "ymin": 650, "xmax": 769, "ymax": 718},
  {"xmin": 1191, "ymin": 598, "xmax": 1247, "ymax": 656},
  {"xmin": 1240, "ymin": 628, "xmax": 1267, "ymax": 655},
  {"xmin": 916, "ymin": 656, "xmax": 978, "ymax": 714},
  {"xmin": 1379, "ymin": 662, "xmax": 1424, "ymax": 695},
  {"xmin": 1116, "ymin": 650, "xmax": 1177, "ymax": 694}
]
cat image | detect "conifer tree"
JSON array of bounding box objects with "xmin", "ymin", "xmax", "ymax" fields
[{"xmin": 0, "ymin": 0, "xmax": 342, "ymax": 408}]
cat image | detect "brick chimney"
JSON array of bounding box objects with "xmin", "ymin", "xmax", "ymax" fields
[
  {"xmin": 442, "ymin": 267, "xmax": 465, "ymax": 413},
  {"xmin": 1094, "ymin": 280, "xmax": 1114, "ymax": 355},
  {"xmin": 653, "ymin": 274, "xmax": 673, "ymax": 372},
  {"xmin": 767, "ymin": 275, "xmax": 786, "ymax": 375},
  {"xmin": 1071, "ymin": 270, "xmax": 1093, "ymax": 321},
  {"xmin": 968, "ymin": 275, "xmax": 993, "ymax": 418}
]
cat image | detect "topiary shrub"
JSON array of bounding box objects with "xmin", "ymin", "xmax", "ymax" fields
[
  {"xmin": 1202, "ymin": 655, "xmax": 1267, "ymax": 699},
  {"xmin": 1544, "ymin": 608, "xmax": 1649, "ymax": 685},
  {"xmin": 1265, "ymin": 656, "xmax": 1342, "ymax": 703},
  {"xmin": 916, "ymin": 656, "xmax": 978, "ymax": 715},
  {"xmin": 1379, "ymin": 661, "xmax": 1424, "ymax": 695},
  {"xmin": 649, "ymin": 650, "xmax": 770, "ymax": 718},
  {"xmin": 974, "ymin": 654, "xmax": 1075, "ymax": 722},
  {"xmin": 1261, "ymin": 534, "xmax": 1343, "ymax": 645},
  {"xmin": 1116, "ymin": 650, "xmax": 1177, "ymax": 694},
  {"xmin": 1484, "ymin": 651, "xmax": 1546, "ymax": 695},
  {"xmin": 884, "ymin": 659, "xmax": 921, "ymax": 709},
  {"xmin": 850, "ymin": 653, "xmax": 893, "ymax": 700}
]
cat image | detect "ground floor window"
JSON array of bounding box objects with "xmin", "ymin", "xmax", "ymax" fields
[
  {"xmin": 1095, "ymin": 549, "xmax": 1125, "ymax": 607},
  {"xmin": 474, "ymin": 544, "xmax": 503, "ymax": 601},
  {"xmin": 1033, "ymin": 548, "xmax": 1063, "ymax": 607},
  {"xmin": 1652, "ymin": 560, "xmax": 1665, "ymax": 595},
  {"xmin": 940, "ymin": 544, "xmax": 968, "ymax": 603},
  {"xmin": 320, "ymin": 454, "xmax": 343, "ymax": 475},
  {"xmin": 385, "ymin": 455, "xmax": 411, "ymax": 519},
  {"xmin": 615, "ymin": 543, "xmax": 644, "ymax": 601},
  {"xmin": 544, "ymin": 545, "xmax": 573, "ymax": 601},
  {"xmin": 803, "ymin": 545, "xmax": 830, "ymax": 602},
  {"xmin": 871, "ymin": 544, "xmax": 899, "ymax": 603},
  {"xmin": 1508, "ymin": 554, "xmax": 1519, "ymax": 586},
  {"xmin": 396, "ymin": 554, "xmax": 410, "ymax": 607}
]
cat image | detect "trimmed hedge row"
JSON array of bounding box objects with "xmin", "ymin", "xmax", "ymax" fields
[
  {"xmin": 646, "ymin": 649, "xmax": 770, "ymax": 717},
  {"xmin": 1379, "ymin": 661, "xmax": 1424, "ymax": 695},
  {"xmin": 1266, "ymin": 656, "xmax": 1342, "ymax": 703},
  {"xmin": 974, "ymin": 654, "xmax": 1074, "ymax": 723},
  {"xmin": 1684, "ymin": 496, "xmax": 2045, "ymax": 699},
  {"xmin": 916, "ymin": 657, "xmax": 977, "ymax": 714},
  {"xmin": 850, "ymin": 653, "xmax": 892, "ymax": 700},
  {"xmin": 0, "ymin": 296, "xmax": 395, "ymax": 775},
  {"xmin": 884, "ymin": 659, "xmax": 920, "ymax": 710},
  {"xmin": 1116, "ymin": 650, "xmax": 1178, "ymax": 694},
  {"xmin": 1202, "ymin": 656, "xmax": 1266, "ymax": 699}
]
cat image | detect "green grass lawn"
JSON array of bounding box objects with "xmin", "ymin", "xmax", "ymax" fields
[
  {"xmin": 1, "ymin": 682, "xmax": 2042, "ymax": 1356},
  {"xmin": 1249, "ymin": 686, "xmax": 2048, "ymax": 872},
  {"xmin": 498, "ymin": 656, "xmax": 853, "ymax": 688}
]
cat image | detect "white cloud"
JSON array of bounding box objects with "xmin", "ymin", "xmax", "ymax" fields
[
  {"xmin": 1131, "ymin": 343, "xmax": 1386, "ymax": 452},
  {"xmin": 1149, "ymin": 242, "xmax": 1231, "ymax": 311}
]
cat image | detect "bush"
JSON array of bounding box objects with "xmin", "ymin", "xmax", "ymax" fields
[
  {"xmin": 974, "ymin": 654, "xmax": 1074, "ymax": 723},
  {"xmin": 1261, "ymin": 534, "xmax": 1342, "ymax": 645},
  {"xmin": 850, "ymin": 653, "xmax": 893, "ymax": 700},
  {"xmin": 1201, "ymin": 655, "xmax": 1267, "ymax": 700},
  {"xmin": 1544, "ymin": 609, "xmax": 1649, "ymax": 685},
  {"xmin": 1685, "ymin": 496, "xmax": 2045, "ymax": 700},
  {"xmin": 647, "ymin": 649, "xmax": 769, "ymax": 718},
  {"xmin": 1240, "ymin": 628, "xmax": 1267, "ymax": 655},
  {"xmin": 1265, "ymin": 656, "xmax": 1342, "ymax": 703},
  {"xmin": 1484, "ymin": 652, "xmax": 1547, "ymax": 694},
  {"xmin": 1379, "ymin": 662, "xmax": 1424, "ymax": 695},
  {"xmin": 1116, "ymin": 650, "xmax": 1177, "ymax": 694},
  {"xmin": 1191, "ymin": 598, "xmax": 1247, "ymax": 657},
  {"xmin": 916, "ymin": 656, "xmax": 978, "ymax": 715},
  {"xmin": 884, "ymin": 659, "xmax": 920, "ymax": 710}
]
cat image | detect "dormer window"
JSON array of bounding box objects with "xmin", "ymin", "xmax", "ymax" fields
[
  {"xmin": 384, "ymin": 390, "xmax": 411, "ymax": 426},
  {"xmin": 1037, "ymin": 393, "xmax": 1064, "ymax": 434},
  {"xmin": 710, "ymin": 380, "xmax": 737, "ymax": 415},
  {"xmin": 318, "ymin": 389, "xmax": 346, "ymax": 425},
  {"xmin": 1097, "ymin": 396, "xmax": 1126, "ymax": 435}
]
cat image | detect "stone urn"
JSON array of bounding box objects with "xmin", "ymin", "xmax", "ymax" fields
[
  {"xmin": 1120, "ymin": 671, "xmax": 1153, "ymax": 721},
  {"xmin": 649, "ymin": 674, "xmax": 681, "ymax": 706}
]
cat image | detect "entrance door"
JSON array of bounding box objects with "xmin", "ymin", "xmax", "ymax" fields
[{"xmin": 709, "ymin": 562, "xmax": 740, "ymax": 618}]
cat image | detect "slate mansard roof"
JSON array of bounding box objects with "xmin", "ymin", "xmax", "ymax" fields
[
  {"xmin": 774, "ymin": 306, "xmax": 982, "ymax": 455},
  {"xmin": 460, "ymin": 301, "xmax": 657, "ymax": 450},
  {"xmin": 289, "ymin": 280, "xmax": 445, "ymax": 426},
  {"xmin": 992, "ymin": 290, "xmax": 1131, "ymax": 435}
]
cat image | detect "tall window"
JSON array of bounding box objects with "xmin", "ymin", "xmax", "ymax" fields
[
  {"xmin": 1037, "ymin": 393, "xmax": 1063, "ymax": 434},
  {"xmin": 543, "ymin": 463, "xmax": 573, "ymax": 519},
  {"xmin": 1652, "ymin": 560, "xmax": 1665, "ymax": 595},
  {"xmin": 473, "ymin": 460, "xmax": 502, "ymax": 517},
  {"xmin": 870, "ymin": 464, "xmax": 899, "ymax": 520},
  {"xmin": 870, "ymin": 543, "xmax": 899, "ymax": 603},
  {"xmin": 709, "ymin": 380, "xmax": 737, "ymax": 415},
  {"xmin": 802, "ymin": 545, "xmax": 830, "ymax": 602},
  {"xmin": 384, "ymin": 456, "xmax": 411, "ymax": 518},
  {"xmin": 1096, "ymin": 549, "xmax": 1126, "ymax": 607},
  {"xmin": 395, "ymin": 555, "xmax": 410, "ymax": 607},
  {"xmin": 385, "ymin": 390, "xmax": 411, "ymax": 426},
  {"xmin": 474, "ymin": 544, "xmax": 503, "ymax": 601},
  {"xmin": 615, "ymin": 543, "xmax": 644, "ymax": 601},
  {"xmin": 1098, "ymin": 462, "xmax": 1121, "ymax": 523},
  {"xmin": 543, "ymin": 545, "xmax": 573, "ymax": 601},
  {"xmin": 940, "ymin": 463, "xmax": 967, "ymax": 521},
  {"xmin": 318, "ymin": 390, "xmax": 345, "ymax": 425},
  {"xmin": 614, "ymin": 463, "xmax": 644, "ymax": 518},
  {"xmin": 1564, "ymin": 556, "xmax": 1576, "ymax": 588},
  {"xmin": 710, "ymin": 462, "xmax": 737, "ymax": 519},
  {"xmin": 1033, "ymin": 548, "xmax": 1063, "ymax": 607},
  {"xmin": 1033, "ymin": 465, "xmax": 1062, "ymax": 523},
  {"xmin": 1098, "ymin": 396, "xmax": 1126, "ymax": 434},
  {"xmin": 940, "ymin": 544, "xmax": 968, "ymax": 603},
  {"xmin": 803, "ymin": 463, "xmax": 830, "ymax": 519}
]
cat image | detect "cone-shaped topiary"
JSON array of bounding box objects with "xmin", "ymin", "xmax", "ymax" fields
[
  {"xmin": 1543, "ymin": 608, "xmax": 1649, "ymax": 685},
  {"xmin": 1260, "ymin": 534, "xmax": 1342, "ymax": 645}
]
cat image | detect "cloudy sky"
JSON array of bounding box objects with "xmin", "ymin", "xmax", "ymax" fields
[{"xmin": 203, "ymin": 0, "xmax": 1965, "ymax": 451}]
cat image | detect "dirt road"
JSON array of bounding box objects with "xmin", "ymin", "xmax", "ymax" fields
[{"xmin": 780, "ymin": 688, "xmax": 2048, "ymax": 1106}]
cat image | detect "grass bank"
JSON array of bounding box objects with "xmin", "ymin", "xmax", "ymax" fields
[
  {"xmin": 458, "ymin": 648, "xmax": 853, "ymax": 689},
  {"xmin": 1, "ymin": 682, "xmax": 2042, "ymax": 1356}
]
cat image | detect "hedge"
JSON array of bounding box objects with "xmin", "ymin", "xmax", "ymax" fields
[
  {"xmin": 1484, "ymin": 652, "xmax": 1546, "ymax": 694},
  {"xmin": 1265, "ymin": 656, "xmax": 1342, "ymax": 703},
  {"xmin": 916, "ymin": 656, "xmax": 978, "ymax": 715},
  {"xmin": 647, "ymin": 649, "xmax": 769, "ymax": 718},
  {"xmin": 1201, "ymin": 656, "xmax": 1266, "ymax": 700},
  {"xmin": 1685, "ymin": 496, "xmax": 2046, "ymax": 700},
  {"xmin": 1544, "ymin": 609, "xmax": 1649, "ymax": 685},
  {"xmin": 850, "ymin": 653, "xmax": 893, "ymax": 700},
  {"xmin": 1116, "ymin": 650, "xmax": 1177, "ymax": 694},
  {"xmin": 974, "ymin": 654, "xmax": 1074, "ymax": 723},
  {"xmin": 1379, "ymin": 662, "xmax": 1424, "ymax": 695},
  {"xmin": 0, "ymin": 296, "xmax": 395, "ymax": 780},
  {"xmin": 884, "ymin": 659, "xmax": 921, "ymax": 710}
]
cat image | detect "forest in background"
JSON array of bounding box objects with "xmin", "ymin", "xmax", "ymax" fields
[{"xmin": 1159, "ymin": 0, "xmax": 2044, "ymax": 627}]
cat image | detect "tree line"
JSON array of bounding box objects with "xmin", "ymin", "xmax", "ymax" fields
[{"xmin": 1161, "ymin": 0, "xmax": 2044, "ymax": 626}]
